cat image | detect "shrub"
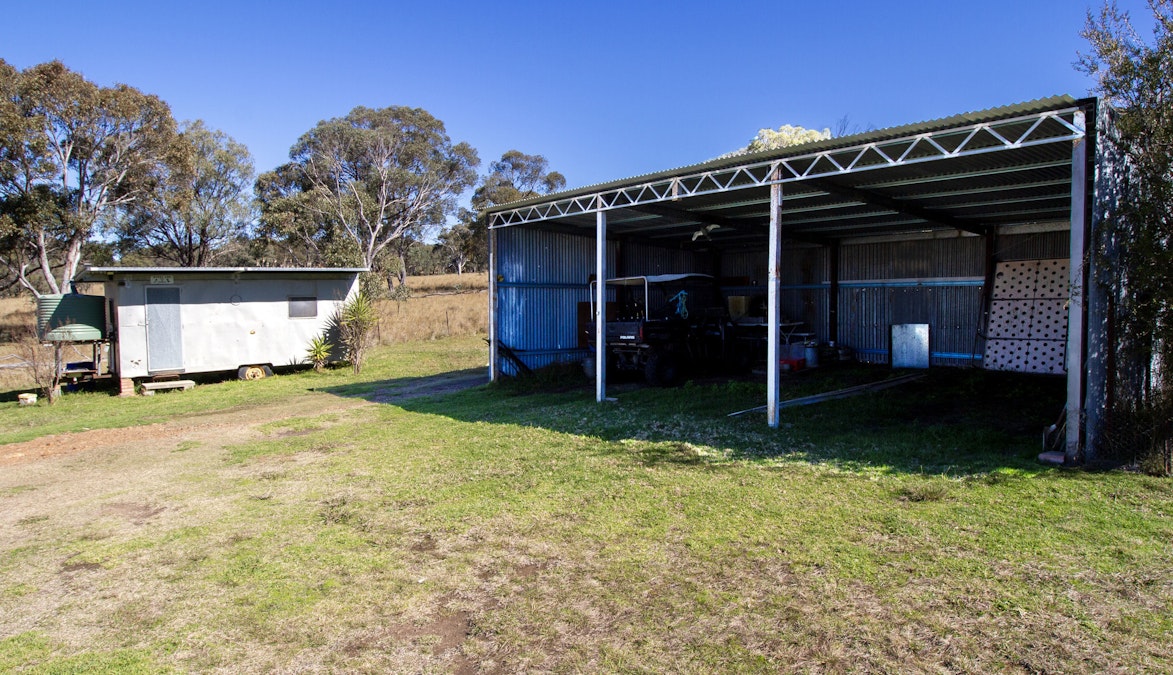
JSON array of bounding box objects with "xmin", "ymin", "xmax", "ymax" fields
[
  {"xmin": 339, "ymin": 292, "xmax": 378, "ymax": 374},
  {"xmin": 17, "ymin": 334, "xmax": 62, "ymax": 404},
  {"xmin": 306, "ymin": 335, "xmax": 332, "ymax": 373}
]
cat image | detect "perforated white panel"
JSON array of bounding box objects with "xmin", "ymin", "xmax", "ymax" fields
[{"xmin": 983, "ymin": 258, "xmax": 1069, "ymax": 374}]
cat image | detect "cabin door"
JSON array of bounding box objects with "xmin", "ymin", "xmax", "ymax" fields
[{"xmin": 145, "ymin": 287, "xmax": 184, "ymax": 372}]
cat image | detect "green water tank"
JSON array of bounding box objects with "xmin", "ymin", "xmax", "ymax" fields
[{"xmin": 37, "ymin": 294, "xmax": 107, "ymax": 342}]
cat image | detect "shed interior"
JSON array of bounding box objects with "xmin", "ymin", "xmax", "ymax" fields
[{"xmin": 485, "ymin": 96, "xmax": 1093, "ymax": 450}]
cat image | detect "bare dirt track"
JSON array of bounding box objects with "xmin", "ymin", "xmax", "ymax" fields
[
  {"xmin": 0, "ymin": 370, "xmax": 486, "ymax": 468},
  {"xmin": 365, "ymin": 369, "xmax": 487, "ymax": 404},
  {"xmin": 0, "ymin": 394, "xmax": 365, "ymax": 468}
]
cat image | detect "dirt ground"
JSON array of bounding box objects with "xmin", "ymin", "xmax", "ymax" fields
[
  {"xmin": 0, "ymin": 370, "xmax": 489, "ymax": 672},
  {"xmin": 0, "ymin": 371, "xmax": 486, "ymax": 468}
]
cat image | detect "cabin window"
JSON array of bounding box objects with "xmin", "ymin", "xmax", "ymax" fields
[{"xmin": 289, "ymin": 297, "xmax": 318, "ymax": 318}]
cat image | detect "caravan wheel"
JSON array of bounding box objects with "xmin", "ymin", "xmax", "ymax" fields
[{"xmin": 238, "ymin": 365, "xmax": 272, "ymax": 380}]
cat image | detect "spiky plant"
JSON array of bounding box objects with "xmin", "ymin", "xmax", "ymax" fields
[
  {"xmin": 339, "ymin": 291, "xmax": 378, "ymax": 374},
  {"xmin": 306, "ymin": 335, "xmax": 332, "ymax": 373}
]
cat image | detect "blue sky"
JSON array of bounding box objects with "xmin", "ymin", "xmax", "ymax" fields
[{"xmin": 3, "ymin": 0, "xmax": 1155, "ymax": 197}]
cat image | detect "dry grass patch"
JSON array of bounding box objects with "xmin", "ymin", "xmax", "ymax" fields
[
  {"xmin": 405, "ymin": 272, "xmax": 487, "ymax": 294},
  {"xmin": 0, "ymin": 296, "xmax": 35, "ymax": 342},
  {"xmin": 375, "ymin": 289, "xmax": 486, "ymax": 344}
]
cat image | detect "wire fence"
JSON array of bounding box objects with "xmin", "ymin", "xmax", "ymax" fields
[{"xmin": 1099, "ymin": 398, "xmax": 1173, "ymax": 475}]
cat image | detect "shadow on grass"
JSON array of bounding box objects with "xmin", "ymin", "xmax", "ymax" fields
[
  {"xmin": 320, "ymin": 363, "xmax": 1070, "ymax": 477},
  {"xmin": 318, "ymin": 367, "xmax": 488, "ymax": 404}
]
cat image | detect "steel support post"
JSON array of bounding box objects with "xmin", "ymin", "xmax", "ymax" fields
[
  {"xmin": 828, "ymin": 240, "xmax": 840, "ymax": 344},
  {"xmin": 487, "ymin": 222, "xmax": 499, "ymax": 382},
  {"xmin": 767, "ymin": 178, "xmax": 783, "ymax": 427},
  {"xmin": 1066, "ymin": 110, "xmax": 1088, "ymax": 462},
  {"xmin": 595, "ymin": 208, "xmax": 607, "ymax": 403}
]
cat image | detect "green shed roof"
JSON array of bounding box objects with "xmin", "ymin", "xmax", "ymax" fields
[{"xmin": 485, "ymin": 96, "xmax": 1093, "ymax": 246}]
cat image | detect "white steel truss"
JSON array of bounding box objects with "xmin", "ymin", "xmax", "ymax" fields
[{"xmin": 487, "ymin": 108, "xmax": 1085, "ymax": 229}]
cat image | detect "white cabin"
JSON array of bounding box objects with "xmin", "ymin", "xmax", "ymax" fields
[{"xmin": 78, "ymin": 267, "xmax": 364, "ymax": 382}]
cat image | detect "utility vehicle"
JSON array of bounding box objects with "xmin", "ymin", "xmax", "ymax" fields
[{"xmin": 588, "ymin": 273, "xmax": 730, "ymax": 386}]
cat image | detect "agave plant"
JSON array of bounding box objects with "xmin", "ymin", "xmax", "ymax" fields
[
  {"xmin": 339, "ymin": 291, "xmax": 378, "ymax": 374},
  {"xmin": 306, "ymin": 335, "xmax": 333, "ymax": 373}
]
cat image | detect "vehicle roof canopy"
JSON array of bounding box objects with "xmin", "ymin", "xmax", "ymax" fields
[{"xmin": 605, "ymin": 273, "xmax": 714, "ymax": 286}]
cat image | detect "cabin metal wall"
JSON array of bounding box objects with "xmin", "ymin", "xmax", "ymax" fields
[{"xmin": 102, "ymin": 272, "xmax": 359, "ymax": 379}]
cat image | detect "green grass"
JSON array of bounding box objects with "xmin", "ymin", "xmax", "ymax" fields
[
  {"xmin": 1, "ymin": 343, "xmax": 1171, "ymax": 673},
  {"xmin": 0, "ymin": 633, "xmax": 167, "ymax": 674},
  {"xmin": 0, "ymin": 336, "xmax": 488, "ymax": 445}
]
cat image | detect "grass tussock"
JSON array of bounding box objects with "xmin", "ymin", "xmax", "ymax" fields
[{"xmin": 896, "ymin": 479, "xmax": 952, "ymax": 502}]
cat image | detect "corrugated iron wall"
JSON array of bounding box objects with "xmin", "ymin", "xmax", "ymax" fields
[
  {"xmin": 837, "ymin": 230, "xmax": 1069, "ymax": 366},
  {"xmin": 728, "ymin": 231, "xmax": 1070, "ymax": 366},
  {"xmin": 838, "ymin": 237, "xmax": 984, "ymax": 365},
  {"xmin": 495, "ymin": 226, "xmax": 708, "ymax": 375},
  {"xmin": 619, "ymin": 240, "xmax": 705, "ymax": 277},
  {"xmin": 496, "ymin": 227, "xmax": 599, "ymax": 375},
  {"xmin": 724, "ymin": 246, "xmax": 829, "ymax": 336},
  {"xmin": 998, "ymin": 230, "xmax": 1070, "ymax": 260}
]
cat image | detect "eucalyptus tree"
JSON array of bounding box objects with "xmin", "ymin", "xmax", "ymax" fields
[
  {"xmin": 470, "ymin": 150, "xmax": 568, "ymax": 212},
  {"xmin": 257, "ymin": 106, "xmax": 479, "ymax": 278},
  {"xmin": 451, "ymin": 150, "xmax": 566, "ymax": 271},
  {"xmin": 1079, "ymin": 0, "xmax": 1173, "ymax": 470},
  {"xmin": 437, "ymin": 221, "xmax": 474, "ymax": 274},
  {"xmin": 118, "ymin": 120, "xmax": 255, "ymax": 266},
  {"xmin": 252, "ymin": 162, "xmax": 324, "ymax": 266},
  {"xmin": 0, "ymin": 59, "xmax": 175, "ymax": 295}
]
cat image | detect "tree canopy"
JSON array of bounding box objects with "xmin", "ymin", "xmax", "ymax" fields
[
  {"xmin": 447, "ymin": 150, "xmax": 566, "ymax": 273},
  {"xmin": 730, "ymin": 124, "xmax": 831, "ymax": 156},
  {"xmin": 0, "ymin": 59, "xmax": 176, "ymax": 295},
  {"xmin": 1079, "ymin": 0, "xmax": 1173, "ymax": 469},
  {"xmin": 256, "ymin": 106, "xmax": 479, "ymax": 279},
  {"xmin": 471, "ymin": 150, "xmax": 567, "ymax": 211},
  {"xmin": 117, "ymin": 120, "xmax": 255, "ymax": 267}
]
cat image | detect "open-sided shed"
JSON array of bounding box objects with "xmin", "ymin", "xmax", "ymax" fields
[
  {"xmin": 483, "ymin": 96, "xmax": 1110, "ymax": 461},
  {"xmin": 78, "ymin": 267, "xmax": 363, "ymax": 393}
]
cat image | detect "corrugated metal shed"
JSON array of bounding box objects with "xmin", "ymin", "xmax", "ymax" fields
[{"xmin": 482, "ymin": 96, "xmax": 1098, "ymax": 461}]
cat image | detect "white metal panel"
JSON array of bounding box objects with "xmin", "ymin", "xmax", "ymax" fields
[
  {"xmin": 111, "ymin": 273, "xmax": 359, "ymax": 379},
  {"xmin": 145, "ymin": 287, "xmax": 183, "ymax": 372},
  {"xmin": 891, "ymin": 324, "xmax": 930, "ymax": 368}
]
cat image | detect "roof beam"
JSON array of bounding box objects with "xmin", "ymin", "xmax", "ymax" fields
[
  {"xmin": 629, "ymin": 202, "xmax": 744, "ymax": 230},
  {"xmin": 807, "ymin": 178, "xmax": 987, "ymax": 235},
  {"xmin": 486, "ymin": 106, "xmax": 1085, "ymax": 229}
]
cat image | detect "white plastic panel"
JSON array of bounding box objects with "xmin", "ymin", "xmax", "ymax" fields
[{"xmin": 983, "ymin": 258, "xmax": 1069, "ymax": 374}]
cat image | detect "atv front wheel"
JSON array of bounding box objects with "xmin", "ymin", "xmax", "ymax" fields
[{"xmin": 644, "ymin": 350, "xmax": 681, "ymax": 387}]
